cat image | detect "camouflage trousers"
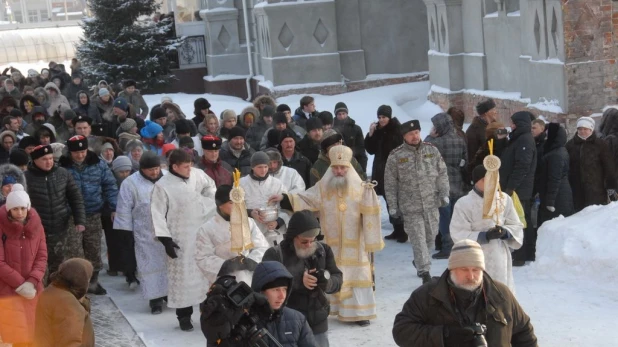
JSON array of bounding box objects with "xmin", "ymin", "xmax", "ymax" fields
[
  {"xmin": 403, "ymin": 209, "xmax": 439, "ymax": 275},
  {"xmin": 43, "ymin": 232, "xmax": 69, "ymax": 285},
  {"xmin": 66, "ymin": 213, "xmax": 103, "ymax": 272}
]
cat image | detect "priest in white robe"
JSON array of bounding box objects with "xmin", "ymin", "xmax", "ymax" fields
[
  {"xmin": 269, "ymin": 145, "xmax": 384, "ymax": 327},
  {"xmin": 450, "ymin": 165, "xmax": 524, "ymax": 293},
  {"xmin": 195, "ymin": 184, "xmax": 270, "ymax": 285},
  {"xmin": 150, "ymin": 149, "xmax": 216, "ymax": 331},
  {"xmin": 113, "ymin": 152, "xmax": 169, "ymax": 314},
  {"xmin": 265, "ymin": 148, "xmax": 306, "ymax": 194}
]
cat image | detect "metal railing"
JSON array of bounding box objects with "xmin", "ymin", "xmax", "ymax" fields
[{"xmin": 170, "ymin": 35, "xmax": 207, "ymax": 69}]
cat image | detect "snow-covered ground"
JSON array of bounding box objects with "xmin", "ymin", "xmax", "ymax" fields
[{"xmin": 97, "ymin": 82, "xmax": 618, "ymax": 346}]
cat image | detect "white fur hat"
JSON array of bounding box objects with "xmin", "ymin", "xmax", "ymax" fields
[{"xmin": 6, "ymin": 184, "xmax": 30, "ymax": 211}]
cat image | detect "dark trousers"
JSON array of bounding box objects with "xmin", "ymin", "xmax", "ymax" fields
[
  {"xmin": 118, "ymin": 230, "xmax": 138, "ymax": 281},
  {"xmin": 512, "ymin": 199, "xmax": 537, "ymax": 261},
  {"xmin": 177, "ymin": 306, "xmax": 194, "ymax": 320},
  {"xmin": 102, "ymin": 214, "xmax": 124, "ymax": 272}
]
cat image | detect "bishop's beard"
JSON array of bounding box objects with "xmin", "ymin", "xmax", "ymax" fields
[{"xmin": 326, "ymin": 175, "xmax": 348, "ymax": 195}]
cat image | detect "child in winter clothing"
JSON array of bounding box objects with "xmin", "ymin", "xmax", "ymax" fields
[
  {"xmin": 0, "ymin": 184, "xmax": 48, "ymax": 346},
  {"xmin": 140, "ymin": 120, "xmax": 165, "ymax": 156}
]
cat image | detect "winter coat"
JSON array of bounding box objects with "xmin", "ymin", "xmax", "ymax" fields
[
  {"xmin": 59, "ymin": 151, "xmax": 118, "ymax": 215},
  {"xmin": 364, "ymin": 117, "xmax": 403, "ymax": 196},
  {"xmin": 0, "ymin": 130, "xmax": 15, "ymax": 164},
  {"xmin": 250, "ymin": 261, "xmax": 317, "ymax": 347},
  {"xmin": 43, "ymin": 82, "xmax": 70, "ymax": 118},
  {"xmin": 384, "ymin": 142, "xmax": 450, "ymax": 215},
  {"xmin": 273, "ymin": 166, "xmax": 306, "ymax": 194},
  {"xmin": 499, "ymin": 112, "xmax": 537, "ymax": 200},
  {"xmin": 566, "ymin": 132, "xmax": 616, "ymax": 212},
  {"xmin": 24, "ymin": 162, "xmax": 86, "ymax": 234},
  {"xmin": 195, "ymin": 213, "xmax": 269, "ymax": 284},
  {"xmin": 118, "ymin": 89, "xmax": 149, "ymax": 118},
  {"xmin": 0, "ymin": 86, "xmax": 21, "ymax": 101},
  {"xmin": 334, "ymin": 116, "xmax": 368, "ymax": 172},
  {"xmin": 297, "ymin": 135, "xmax": 320, "ymax": 164},
  {"xmin": 465, "ymin": 116, "xmax": 489, "ymax": 165},
  {"xmin": 0, "ymin": 164, "xmax": 27, "ymax": 205},
  {"xmin": 262, "ymin": 240, "xmax": 342, "ymax": 334},
  {"xmin": 392, "ymin": 270, "xmax": 538, "ymax": 347},
  {"xmin": 292, "ymin": 107, "xmax": 319, "ymax": 130},
  {"xmin": 219, "ymin": 141, "xmax": 255, "ymax": 177},
  {"xmin": 469, "ymin": 137, "xmax": 508, "ymax": 175},
  {"xmin": 63, "ymin": 82, "xmax": 88, "ymax": 109},
  {"xmin": 196, "ymin": 156, "xmax": 233, "ymax": 187},
  {"xmin": 0, "ymin": 207, "xmax": 47, "ymax": 343},
  {"xmin": 73, "ymin": 94, "xmax": 102, "ymax": 124},
  {"xmin": 33, "ymin": 87, "xmax": 50, "ymax": 112},
  {"xmin": 601, "ymin": 110, "xmax": 618, "ymax": 171},
  {"xmin": 310, "ymin": 152, "xmax": 367, "ymax": 187},
  {"xmin": 537, "ymin": 124, "xmax": 573, "ymax": 220},
  {"xmin": 281, "ymin": 150, "xmax": 312, "ymax": 189},
  {"xmin": 532, "ymin": 132, "xmax": 546, "ymax": 196},
  {"xmin": 424, "ymin": 113, "xmax": 467, "ymax": 199},
  {"xmin": 33, "ymin": 284, "xmax": 95, "ymax": 347},
  {"xmin": 246, "ymin": 118, "xmax": 271, "ymax": 151}
]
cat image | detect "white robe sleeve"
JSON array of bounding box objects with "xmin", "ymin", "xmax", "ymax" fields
[
  {"xmin": 195, "ymin": 225, "xmax": 225, "ymax": 283},
  {"xmin": 287, "ymin": 169, "xmax": 306, "ymax": 194},
  {"xmin": 501, "ymin": 195, "xmax": 524, "ymax": 250},
  {"xmin": 113, "ymin": 180, "xmax": 135, "ymax": 231},
  {"xmin": 450, "ymin": 196, "xmax": 479, "ymax": 243},
  {"xmin": 246, "ymin": 219, "xmax": 270, "ymax": 263},
  {"xmin": 150, "ymin": 183, "xmax": 172, "ymax": 238}
]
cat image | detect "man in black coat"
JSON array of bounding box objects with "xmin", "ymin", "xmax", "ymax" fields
[
  {"xmin": 566, "ymin": 116, "xmax": 616, "ymax": 212},
  {"xmin": 262, "ymin": 210, "xmax": 342, "ymax": 347},
  {"xmin": 465, "ymin": 99, "xmax": 497, "ymax": 169},
  {"xmin": 24, "ymin": 144, "xmax": 86, "ymax": 277},
  {"xmin": 364, "ymin": 105, "xmax": 405, "ymax": 242},
  {"xmin": 219, "ymin": 126, "xmax": 255, "ymax": 176},
  {"xmin": 393, "ymin": 240, "xmax": 537, "ymax": 347},
  {"xmin": 333, "ymin": 102, "xmax": 368, "ymax": 172},
  {"xmin": 279, "ymin": 129, "xmax": 312, "ymax": 188},
  {"xmin": 531, "ymin": 118, "xmax": 546, "ymax": 198},
  {"xmin": 499, "ymin": 111, "xmax": 536, "ymax": 266},
  {"xmin": 297, "ymin": 118, "xmax": 323, "ymax": 164}
]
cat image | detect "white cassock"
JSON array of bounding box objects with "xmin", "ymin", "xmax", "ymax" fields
[
  {"xmin": 273, "ymin": 166, "xmax": 306, "ymax": 194},
  {"xmin": 239, "ymin": 175, "xmax": 289, "ymax": 243},
  {"xmin": 114, "ymin": 172, "xmax": 168, "ymax": 300},
  {"xmin": 151, "ymin": 168, "xmax": 216, "ymax": 308},
  {"xmin": 195, "ymin": 213, "xmax": 270, "ymax": 285},
  {"xmin": 450, "ymin": 189, "xmax": 524, "ymax": 293}
]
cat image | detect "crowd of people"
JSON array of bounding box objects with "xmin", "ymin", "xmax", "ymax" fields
[{"xmin": 0, "ymin": 58, "xmax": 612, "ymax": 347}]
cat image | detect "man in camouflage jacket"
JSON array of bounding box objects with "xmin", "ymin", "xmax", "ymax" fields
[{"xmin": 384, "ymin": 120, "xmax": 450, "ymax": 284}]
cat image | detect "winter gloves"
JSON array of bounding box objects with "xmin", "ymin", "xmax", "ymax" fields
[
  {"xmin": 486, "ymin": 226, "xmax": 507, "ymax": 240},
  {"xmin": 217, "ymin": 255, "xmax": 258, "ymax": 277},
  {"xmin": 546, "ymin": 206, "xmax": 556, "ymax": 212},
  {"xmin": 158, "ymin": 237, "xmax": 180, "ymax": 259},
  {"xmin": 15, "ymin": 281, "xmax": 36, "ymax": 300},
  {"xmin": 443, "ymin": 325, "xmax": 486, "ymax": 347}
]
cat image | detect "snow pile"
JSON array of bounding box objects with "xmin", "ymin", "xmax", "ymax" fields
[{"xmin": 531, "ymin": 202, "xmax": 618, "ymax": 285}]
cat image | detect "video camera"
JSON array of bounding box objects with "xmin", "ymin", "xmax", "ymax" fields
[{"xmin": 200, "ymin": 276, "xmax": 283, "ymax": 347}]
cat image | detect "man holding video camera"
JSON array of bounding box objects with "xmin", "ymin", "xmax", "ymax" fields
[
  {"xmin": 262, "ymin": 210, "xmax": 343, "ymax": 347},
  {"xmin": 201, "ymin": 261, "xmax": 316, "ymax": 347}
]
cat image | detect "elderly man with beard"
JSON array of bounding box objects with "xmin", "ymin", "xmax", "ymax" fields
[
  {"xmin": 392, "ymin": 240, "xmax": 537, "ymax": 347},
  {"xmin": 262, "ymin": 210, "xmax": 343, "ymax": 347},
  {"xmin": 270, "ymin": 145, "xmax": 384, "ymax": 327}
]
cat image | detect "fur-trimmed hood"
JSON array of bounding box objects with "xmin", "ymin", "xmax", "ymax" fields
[{"xmin": 0, "ymin": 163, "xmax": 27, "ymax": 192}]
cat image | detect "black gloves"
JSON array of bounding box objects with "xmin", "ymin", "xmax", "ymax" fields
[
  {"xmin": 486, "ymin": 226, "xmax": 507, "ymax": 240},
  {"xmin": 443, "ymin": 326, "xmax": 477, "ymax": 347},
  {"xmin": 218, "ymin": 256, "xmax": 257, "ymax": 277},
  {"xmin": 158, "ymin": 237, "xmax": 180, "ymax": 259}
]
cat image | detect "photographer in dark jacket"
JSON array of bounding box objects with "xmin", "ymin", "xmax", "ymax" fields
[
  {"xmin": 392, "ymin": 240, "xmax": 537, "ymax": 347},
  {"xmin": 262, "ymin": 210, "xmax": 342, "ymax": 347},
  {"xmin": 24, "ymin": 144, "xmax": 86, "ymax": 278},
  {"xmin": 499, "ymin": 111, "xmax": 536, "ymax": 266}
]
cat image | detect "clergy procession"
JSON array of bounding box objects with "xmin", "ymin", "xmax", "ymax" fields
[{"xmin": 13, "ymin": 78, "xmax": 607, "ymax": 347}]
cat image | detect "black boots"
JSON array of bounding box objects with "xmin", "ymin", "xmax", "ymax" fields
[
  {"xmin": 385, "ymin": 224, "xmax": 407, "ymax": 243},
  {"xmin": 355, "ymin": 320, "xmax": 370, "ymax": 327},
  {"xmin": 88, "ymin": 271, "xmax": 107, "ymax": 295},
  {"xmin": 179, "ymin": 317, "xmax": 194, "ymax": 331},
  {"xmin": 421, "ymin": 272, "xmax": 432, "ymax": 284},
  {"xmin": 150, "ymin": 297, "xmax": 165, "ymax": 315}
]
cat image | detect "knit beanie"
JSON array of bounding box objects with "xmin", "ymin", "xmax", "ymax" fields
[
  {"xmin": 273, "ymin": 112, "xmax": 288, "ymax": 125},
  {"xmin": 114, "ymin": 98, "xmax": 129, "ymax": 112},
  {"xmin": 221, "ymin": 109, "xmax": 237, "ymax": 122},
  {"xmin": 6, "ymin": 184, "xmax": 30, "ymax": 211},
  {"xmin": 215, "ymin": 184, "xmax": 233, "ymax": 206},
  {"xmin": 334, "ymin": 102, "xmax": 348, "ymax": 115},
  {"xmin": 285, "ymin": 210, "xmax": 321, "ymax": 239},
  {"xmin": 306, "ymin": 118, "xmax": 323, "ymax": 132},
  {"xmin": 10, "ymin": 149, "xmax": 29, "ymax": 167},
  {"xmin": 2, "ymin": 175, "xmax": 16, "ymax": 186},
  {"xmin": 63, "ymin": 109, "xmax": 77, "ymax": 122},
  {"xmin": 112, "ymin": 156, "xmax": 132, "ymax": 173},
  {"xmin": 250, "ymin": 151, "xmax": 270, "ymax": 167},
  {"xmin": 150, "ymin": 107, "xmax": 167, "ymax": 122},
  {"xmin": 576, "ymin": 116, "xmax": 595, "ymax": 131},
  {"xmin": 174, "ymin": 119, "xmax": 192, "ymax": 135},
  {"xmin": 278, "ymin": 128, "xmax": 296, "ymax": 145},
  {"xmin": 320, "ymin": 129, "xmax": 343, "ymax": 152},
  {"xmin": 317, "ymin": 111, "xmax": 333, "ymax": 126},
  {"xmin": 377, "ymin": 105, "xmax": 392, "ymax": 119},
  {"xmin": 276, "ymin": 104, "xmax": 291, "ymax": 113},
  {"xmin": 139, "ymin": 151, "xmax": 161, "ymax": 169},
  {"xmin": 228, "ymin": 126, "xmax": 246, "ymax": 140},
  {"xmin": 9, "ymin": 109, "xmax": 23, "ymax": 119},
  {"xmin": 98, "ymin": 88, "xmax": 110, "ymax": 97},
  {"xmin": 476, "ymin": 99, "xmax": 496, "ymax": 116},
  {"xmin": 140, "ymin": 120, "xmax": 163, "ymax": 139},
  {"xmin": 471, "ymin": 165, "xmax": 487, "ymax": 184},
  {"xmin": 120, "ymin": 118, "xmax": 137, "ymax": 133},
  {"xmin": 261, "ymin": 105, "xmax": 275, "ymax": 119},
  {"xmin": 448, "ymin": 240, "xmax": 486, "ymax": 271},
  {"xmin": 179, "ymin": 136, "xmax": 194, "ymax": 149}
]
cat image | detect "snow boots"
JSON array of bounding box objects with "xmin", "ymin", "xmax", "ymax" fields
[
  {"xmin": 87, "ymin": 271, "xmax": 107, "ymax": 295},
  {"xmin": 385, "ymin": 224, "xmax": 407, "ymax": 243}
]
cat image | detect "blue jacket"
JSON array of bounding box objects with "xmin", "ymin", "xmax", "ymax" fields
[
  {"xmin": 60, "ymin": 151, "xmax": 118, "ymax": 215},
  {"xmin": 251, "ymin": 261, "xmax": 316, "ymax": 347}
]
